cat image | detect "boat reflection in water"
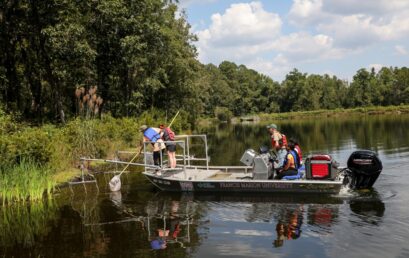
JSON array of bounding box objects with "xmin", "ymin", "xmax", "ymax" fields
[
  {"xmin": 150, "ymin": 192, "xmax": 345, "ymax": 250},
  {"xmin": 273, "ymin": 205, "xmax": 303, "ymax": 247},
  {"xmin": 146, "ymin": 199, "xmax": 195, "ymax": 250},
  {"xmin": 84, "ymin": 189, "xmax": 385, "ymax": 256},
  {"xmin": 272, "ymin": 202, "xmax": 341, "ymax": 248}
]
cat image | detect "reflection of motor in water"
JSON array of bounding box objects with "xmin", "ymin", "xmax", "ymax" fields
[{"xmin": 349, "ymin": 189, "xmax": 385, "ymax": 226}]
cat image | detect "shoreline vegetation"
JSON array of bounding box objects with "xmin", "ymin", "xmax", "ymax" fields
[
  {"xmin": 1, "ymin": 0, "xmax": 409, "ymax": 204},
  {"xmin": 233, "ymin": 105, "xmax": 409, "ymax": 123},
  {"xmin": 0, "ymin": 106, "xmax": 188, "ymax": 205},
  {"xmin": 1, "ymin": 104, "xmax": 409, "ymax": 204},
  {"xmin": 197, "ymin": 105, "xmax": 409, "ymax": 125}
]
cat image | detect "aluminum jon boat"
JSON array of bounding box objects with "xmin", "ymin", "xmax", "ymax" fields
[{"xmin": 142, "ymin": 135, "xmax": 383, "ymax": 194}]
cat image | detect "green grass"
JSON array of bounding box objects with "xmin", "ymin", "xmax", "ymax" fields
[
  {"xmin": 257, "ymin": 105, "xmax": 409, "ymax": 121},
  {"xmin": 196, "ymin": 105, "xmax": 409, "ymax": 124},
  {"xmin": 0, "ymin": 109, "xmax": 192, "ymax": 206},
  {"xmin": 0, "ymin": 159, "xmax": 56, "ymax": 205}
]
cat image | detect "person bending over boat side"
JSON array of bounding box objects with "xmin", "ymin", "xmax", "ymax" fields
[
  {"xmin": 140, "ymin": 125, "xmax": 166, "ymax": 167},
  {"xmin": 267, "ymin": 124, "xmax": 287, "ymax": 168},
  {"xmin": 276, "ymin": 142, "xmax": 299, "ymax": 179},
  {"xmin": 159, "ymin": 124, "xmax": 177, "ymax": 168}
]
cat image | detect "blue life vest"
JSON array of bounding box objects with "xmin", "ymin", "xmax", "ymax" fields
[
  {"xmin": 143, "ymin": 128, "xmax": 161, "ymax": 142},
  {"xmin": 284, "ymin": 150, "xmax": 299, "ymax": 169},
  {"xmin": 283, "ymin": 164, "xmax": 305, "ymax": 180}
]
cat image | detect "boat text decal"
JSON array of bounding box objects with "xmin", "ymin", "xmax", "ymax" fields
[
  {"xmin": 220, "ymin": 182, "xmax": 292, "ymax": 189},
  {"xmin": 180, "ymin": 182, "xmax": 194, "ymax": 191}
]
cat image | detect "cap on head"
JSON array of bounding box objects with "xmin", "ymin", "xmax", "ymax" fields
[
  {"xmin": 139, "ymin": 125, "xmax": 148, "ymax": 132},
  {"xmin": 266, "ymin": 124, "xmax": 278, "ymax": 130}
]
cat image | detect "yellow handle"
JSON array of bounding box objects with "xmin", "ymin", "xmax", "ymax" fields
[
  {"xmin": 168, "ymin": 110, "xmax": 180, "ymax": 128},
  {"xmin": 119, "ymin": 146, "xmax": 143, "ymax": 176}
]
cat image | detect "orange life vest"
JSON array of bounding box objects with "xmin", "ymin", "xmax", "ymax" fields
[{"xmin": 271, "ymin": 133, "xmax": 287, "ymax": 148}]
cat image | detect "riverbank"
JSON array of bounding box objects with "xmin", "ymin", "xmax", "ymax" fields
[
  {"xmin": 2, "ymin": 104, "xmax": 408, "ymax": 204},
  {"xmin": 0, "ymin": 108, "xmax": 186, "ymax": 204},
  {"xmin": 226, "ymin": 105, "xmax": 409, "ymax": 123}
]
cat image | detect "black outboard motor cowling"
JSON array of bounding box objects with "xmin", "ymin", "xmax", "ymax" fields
[{"xmin": 345, "ymin": 150, "xmax": 383, "ymax": 189}]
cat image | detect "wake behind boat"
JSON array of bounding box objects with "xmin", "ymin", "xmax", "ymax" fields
[{"xmin": 141, "ymin": 135, "xmax": 383, "ymax": 194}]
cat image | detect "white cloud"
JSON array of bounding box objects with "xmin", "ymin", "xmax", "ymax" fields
[
  {"xmin": 244, "ymin": 32, "xmax": 346, "ymax": 79},
  {"xmin": 289, "ymin": 0, "xmax": 329, "ymax": 26},
  {"xmin": 196, "ymin": 1, "xmax": 282, "ymax": 62},
  {"xmin": 317, "ymin": 15, "xmax": 379, "ymax": 48},
  {"xmin": 195, "ymin": 2, "xmax": 345, "ymax": 74},
  {"xmin": 270, "ymin": 32, "xmax": 345, "ymax": 62},
  {"xmin": 289, "ymin": 0, "xmax": 409, "ymax": 49},
  {"xmin": 321, "ymin": 0, "xmax": 409, "ymax": 16},
  {"xmin": 395, "ymin": 45, "xmax": 408, "ymax": 55},
  {"xmin": 193, "ymin": 0, "xmax": 409, "ymax": 80}
]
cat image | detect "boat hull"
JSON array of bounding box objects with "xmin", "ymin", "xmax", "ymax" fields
[{"xmin": 143, "ymin": 173, "xmax": 343, "ymax": 194}]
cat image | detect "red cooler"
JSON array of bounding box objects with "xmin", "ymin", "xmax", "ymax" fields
[{"xmin": 305, "ymin": 154, "xmax": 337, "ymax": 180}]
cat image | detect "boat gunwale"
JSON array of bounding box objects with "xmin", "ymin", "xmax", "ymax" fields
[{"xmin": 142, "ymin": 171, "xmax": 343, "ymax": 185}]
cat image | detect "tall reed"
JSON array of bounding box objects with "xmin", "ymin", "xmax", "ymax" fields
[{"xmin": 0, "ymin": 159, "xmax": 56, "ymax": 205}]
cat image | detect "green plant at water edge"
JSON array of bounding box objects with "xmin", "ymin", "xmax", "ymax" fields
[
  {"xmin": 0, "ymin": 159, "xmax": 56, "ymax": 205},
  {"xmin": 215, "ymin": 106, "xmax": 233, "ymax": 122}
]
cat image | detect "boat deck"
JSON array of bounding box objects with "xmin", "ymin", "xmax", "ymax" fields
[{"xmin": 147, "ymin": 167, "xmax": 251, "ymax": 181}]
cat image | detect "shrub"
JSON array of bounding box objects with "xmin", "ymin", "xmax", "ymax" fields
[
  {"xmin": 0, "ymin": 126, "xmax": 53, "ymax": 168},
  {"xmin": 215, "ymin": 106, "xmax": 233, "ymax": 122}
]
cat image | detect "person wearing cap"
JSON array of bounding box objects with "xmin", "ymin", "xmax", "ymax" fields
[
  {"xmin": 267, "ymin": 123, "xmax": 287, "ymax": 169},
  {"xmin": 139, "ymin": 125, "xmax": 166, "ymax": 167}
]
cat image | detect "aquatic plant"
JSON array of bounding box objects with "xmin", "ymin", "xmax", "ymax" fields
[{"xmin": 0, "ymin": 159, "xmax": 56, "ymax": 205}]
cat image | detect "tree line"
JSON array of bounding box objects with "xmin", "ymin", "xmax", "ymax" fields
[{"xmin": 1, "ymin": 0, "xmax": 409, "ymax": 124}]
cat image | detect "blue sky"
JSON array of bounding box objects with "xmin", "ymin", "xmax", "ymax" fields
[{"xmin": 177, "ymin": 0, "xmax": 409, "ymax": 82}]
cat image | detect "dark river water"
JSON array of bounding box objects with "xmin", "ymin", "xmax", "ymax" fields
[{"xmin": 1, "ymin": 114, "xmax": 409, "ymax": 258}]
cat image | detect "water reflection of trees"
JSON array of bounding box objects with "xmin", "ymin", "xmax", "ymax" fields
[
  {"xmin": 197, "ymin": 114, "xmax": 409, "ymax": 165},
  {"xmin": 71, "ymin": 192, "xmax": 206, "ymax": 257},
  {"xmin": 182, "ymin": 192, "xmax": 343, "ymax": 249},
  {"xmin": 0, "ymin": 187, "xmax": 387, "ymax": 257},
  {"xmin": 0, "ymin": 200, "xmax": 59, "ymax": 249}
]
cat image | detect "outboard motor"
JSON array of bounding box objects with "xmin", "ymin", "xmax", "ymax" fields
[
  {"xmin": 240, "ymin": 147, "xmax": 273, "ymax": 180},
  {"xmin": 345, "ymin": 150, "xmax": 383, "ymax": 189}
]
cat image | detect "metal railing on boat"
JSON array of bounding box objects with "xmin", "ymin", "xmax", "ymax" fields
[
  {"xmin": 79, "ymin": 134, "xmax": 212, "ymax": 180},
  {"xmin": 143, "ymin": 135, "xmax": 210, "ymax": 176}
]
